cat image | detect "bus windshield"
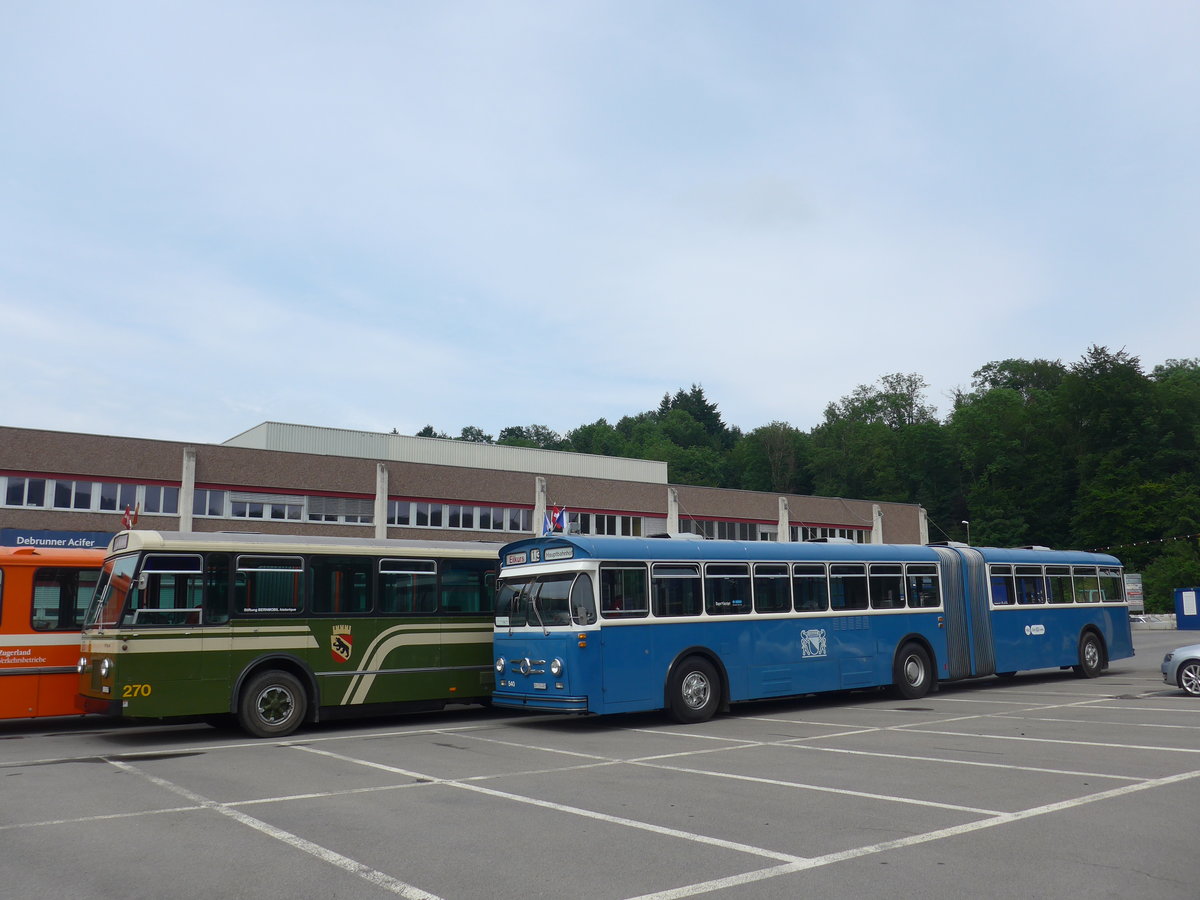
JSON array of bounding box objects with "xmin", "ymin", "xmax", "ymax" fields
[
  {"xmin": 495, "ymin": 573, "xmax": 596, "ymax": 628},
  {"xmin": 84, "ymin": 554, "xmax": 139, "ymax": 628}
]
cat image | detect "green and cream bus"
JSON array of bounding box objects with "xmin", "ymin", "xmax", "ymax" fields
[{"xmin": 77, "ymin": 531, "xmax": 501, "ymax": 737}]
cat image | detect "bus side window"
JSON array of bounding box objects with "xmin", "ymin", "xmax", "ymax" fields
[
  {"xmin": 652, "ymin": 564, "xmax": 702, "ymax": 617},
  {"xmin": 829, "ymin": 564, "xmax": 868, "ymax": 611},
  {"xmin": 311, "ymin": 556, "xmax": 371, "ymax": 614},
  {"xmin": 868, "ymin": 564, "xmax": 905, "ymax": 610},
  {"xmin": 206, "ymin": 553, "xmax": 231, "ymax": 624},
  {"xmin": 990, "ymin": 566, "xmax": 1015, "ymax": 606},
  {"xmin": 1015, "ymin": 566, "xmax": 1045, "ymax": 605},
  {"xmin": 571, "ymin": 573, "xmax": 597, "ymax": 625},
  {"xmin": 600, "ymin": 564, "xmax": 648, "ymax": 618},
  {"xmin": 235, "ymin": 556, "xmax": 304, "ymax": 615},
  {"xmin": 1045, "ymin": 566, "xmax": 1073, "ymax": 604},
  {"xmin": 905, "ymin": 564, "xmax": 940, "ymax": 608},
  {"xmin": 441, "ymin": 558, "xmax": 496, "ymax": 614},
  {"xmin": 753, "ymin": 564, "xmax": 790, "ymax": 613},
  {"xmin": 792, "ymin": 564, "xmax": 828, "ymax": 612},
  {"xmin": 33, "ymin": 568, "xmax": 101, "ymax": 630},
  {"xmin": 379, "ymin": 560, "xmax": 437, "ymax": 614}
]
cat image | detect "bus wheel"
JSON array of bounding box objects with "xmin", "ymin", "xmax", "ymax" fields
[
  {"xmin": 892, "ymin": 643, "xmax": 932, "ymax": 700},
  {"xmin": 238, "ymin": 670, "xmax": 307, "ymax": 738},
  {"xmin": 667, "ymin": 657, "xmax": 720, "ymax": 724},
  {"xmin": 1073, "ymin": 633, "xmax": 1103, "ymax": 678}
]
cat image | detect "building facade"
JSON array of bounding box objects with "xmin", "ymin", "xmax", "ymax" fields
[{"xmin": 1, "ymin": 422, "xmax": 929, "ymax": 549}]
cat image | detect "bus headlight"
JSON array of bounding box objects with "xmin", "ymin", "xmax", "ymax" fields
[
  {"xmin": 495, "ymin": 657, "xmax": 506, "ymax": 674},
  {"xmin": 99, "ymin": 658, "xmax": 112, "ymax": 678},
  {"xmin": 550, "ymin": 658, "xmax": 564, "ymax": 677},
  {"xmin": 77, "ymin": 656, "xmax": 88, "ymax": 673}
]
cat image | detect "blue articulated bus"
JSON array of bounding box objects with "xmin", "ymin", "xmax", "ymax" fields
[{"xmin": 491, "ymin": 535, "xmax": 1133, "ymax": 723}]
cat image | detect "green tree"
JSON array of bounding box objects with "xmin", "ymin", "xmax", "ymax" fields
[{"xmin": 456, "ymin": 426, "xmax": 493, "ymax": 443}]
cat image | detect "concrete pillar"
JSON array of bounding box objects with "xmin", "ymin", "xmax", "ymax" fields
[
  {"xmin": 666, "ymin": 487, "xmax": 679, "ymax": 534},
  {"xmin": 871, "ymin": 504, "xmax": 884, "ymax": 544},
  {"xmin": 533, "ymin": 477, "xmax": 548, "ymax": 535},
  {"xmin": 179, "ymin": 447, "xmax": 196, "ymax": 531},
  {"xmin": 777, "ymin": 497, "xmax": 791, "ymax": 542},
  {"xmin": 919, "ymin": 507, "xmax": 930, "ymax": 545},
  {"xmin": 374, "ymin": 463, "xmax": 389, "ymax": 540}
]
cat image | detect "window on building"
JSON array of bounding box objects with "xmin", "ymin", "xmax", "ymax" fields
[
  {"xmin": 307, "ymin": 496, "xmax": 373, "ymax": 525},
  {"xmin": 144, "ymin": 485, "xmax": 180, "ymax": 515},
  {"xmin": 52, "ymin": 480, "xmax": 93, "ymax": 510},
  {"xmin": 5, "ymin": 477, "xmax": 47, "ymax": 507},
  {"xmin": 388, "ymin": 500, "xmax": 411, "ymax": 526},
  {"xmin": 99, "ymin": 482, "xmax": 138, "ymax": 512},
  {"xmin": 194, "ymin": 489, "xmax": 227, "ymax": 517}
]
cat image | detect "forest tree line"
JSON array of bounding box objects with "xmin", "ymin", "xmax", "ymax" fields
[{"xmin": 417, "ymin": 347, "xmax": 1200, "ymax": 612}]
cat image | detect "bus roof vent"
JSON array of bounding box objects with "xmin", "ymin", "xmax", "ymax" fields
[
  {"xmin": 647, "ymin": 532, "xmax": 707, "ymax": 540},
  {"xmin": 1020, "ymin": 545, "xmax": 1052, "ymax": 551},
  {"xmin": 808, "ymin": 537, "xmax": 855, "ymax": 544}
]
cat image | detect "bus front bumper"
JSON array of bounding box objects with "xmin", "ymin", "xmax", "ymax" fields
[{"xmin": 491, "ymin": 691, "xmax": 590, "ymax": 714}]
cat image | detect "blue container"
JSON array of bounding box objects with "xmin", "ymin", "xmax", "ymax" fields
[{"xmin": 1175, "ymin": 587, "xmax": 1200, "ymax": 630}]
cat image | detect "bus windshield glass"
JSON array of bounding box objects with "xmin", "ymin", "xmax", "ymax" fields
[
  {"xmin": 495, "ymin": 573, "xmax": 596, "ymax": 628},
  {"xmin": 84, "ymin": 554, "xmax": 139, "ymax": 628}
]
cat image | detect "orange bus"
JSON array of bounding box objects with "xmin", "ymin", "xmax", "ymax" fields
[{"xmin": 1, "ymin": 546, "xmax": 105, "ymax": 719}]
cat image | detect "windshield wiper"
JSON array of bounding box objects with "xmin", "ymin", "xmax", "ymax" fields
[{"xmin": 530, "ymin": 592, "xmax": 549, "ymax": 636}]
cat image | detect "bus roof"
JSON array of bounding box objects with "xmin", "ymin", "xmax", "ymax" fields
[
  {"xmin": 498, "ymin": 535, "xmax": 1122, "ymax": 567},
  {"xmin": 107, "ymin": 530, "xmax": 505, "ymax": 559},
  {"xmin": 0, "ymin": 546, "xmax": 107, "ymax": 565}
]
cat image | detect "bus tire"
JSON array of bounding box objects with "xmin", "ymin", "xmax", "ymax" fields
[
  {"xmin": 667, "ymin": 656, "xmax": 720, "ymax": 724},
  {"xmin": 892, "ymin": 642, "xmax": 932, "ymax": 700},
  {"xmin": 238, "ymin": 670, "xmax": 307, "ymax": 738},
  {"xmin": 1073, "ymin": 632, "xmax": 1104, "ymax": 678}
]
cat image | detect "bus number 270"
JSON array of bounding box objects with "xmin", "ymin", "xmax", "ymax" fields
[{"xmin": 122, "ymin": 683, "xmax": 153, "ymax": 699}]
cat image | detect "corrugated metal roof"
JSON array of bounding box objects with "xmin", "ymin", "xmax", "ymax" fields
[{"xmin": 223, "ymin": 422, "xmax": 667, "ymax": 484}]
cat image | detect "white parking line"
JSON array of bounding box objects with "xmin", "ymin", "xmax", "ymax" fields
[
  {"xmin": 106, "ymin": 758, "xmax": 443, "ymax": 900},
  {"xmin": 624, "ymin": 768, "xmax": 1200, "ymax": 899}
]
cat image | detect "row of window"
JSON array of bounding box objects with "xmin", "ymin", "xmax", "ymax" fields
[
  {"xmin": 989, "ymin": 565, "xmax": 1124, "ymax": 606},
  {"xmin": 91, "ymin": 552, "xmax": 498, "ymax": 628},
  {"xmin": 497, "ymin": 561, "xmax": 943, "ymax": 627},
  {"xmin": 0, "ymin": 567, "xmax": 101, "ymax": 632},
  {"xmin": 4, "ymin": 477, "xmax": 178, "ymax": 515},
  {"xmin": 3, "ymin": 476, "xmax": 869, "ymax": 542}
]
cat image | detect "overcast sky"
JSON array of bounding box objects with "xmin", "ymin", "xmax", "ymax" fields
[{"xmin": 3, "ymin": 2, "xmax": 1197, "ymax": 446}]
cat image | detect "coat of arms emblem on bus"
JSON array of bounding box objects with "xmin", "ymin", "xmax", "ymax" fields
[
  {"xmin": 801, "ymin": 628, "xmax": 827, "ymax": 659},
  {"xmin": 331, "ymin": 626, "xmax": 353, "ymax": 663}
]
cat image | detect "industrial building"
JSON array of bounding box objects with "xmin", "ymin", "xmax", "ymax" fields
[{"xmin": 1, "ymin": 422, "xmax": 928, "ymax": 549}]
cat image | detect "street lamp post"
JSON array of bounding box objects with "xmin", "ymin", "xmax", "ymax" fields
[{"xmin": 961, "ymin": 520, "xmax": 971, "ymax": 545}]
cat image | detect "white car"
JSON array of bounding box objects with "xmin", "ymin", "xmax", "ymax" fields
[{"xmin": 1161, "ymin": 642, "xmax": 1200, "ymax": 696}]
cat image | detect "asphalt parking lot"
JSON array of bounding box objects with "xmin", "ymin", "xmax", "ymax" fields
[{"xmin": 3, "ymin": 629, "xmax": 1198, "ymax": 900}]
